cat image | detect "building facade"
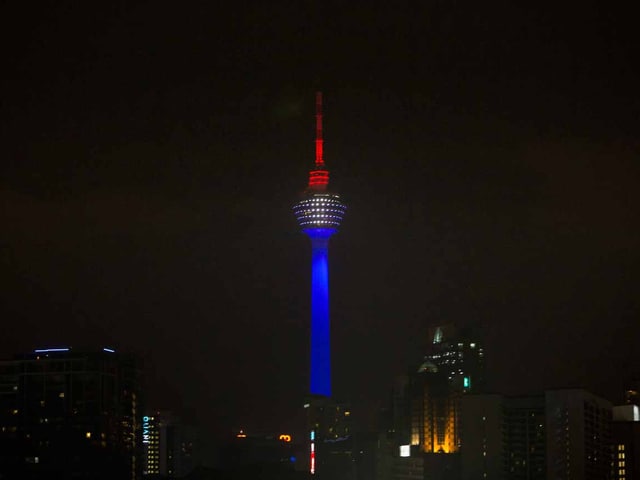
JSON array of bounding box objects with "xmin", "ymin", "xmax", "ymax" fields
[
  {"xmin": 380, "ymin": 324, "xmax": 485, "ymax": 480},
  {"xmin": 0, "ymin": 347, "xmax": 141, "ymax": 479},
  {"xmin": 142, "ymin": 411, "xmax": 198, "ymax": 478},
  {"xmin": 460, "ymin": 389, "xmax": 613, "ymax": 480}
]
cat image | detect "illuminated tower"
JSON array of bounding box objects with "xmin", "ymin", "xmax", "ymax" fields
[{"xmin": 293, "ymin": 92, "xmax": 346, "ymax": 398}]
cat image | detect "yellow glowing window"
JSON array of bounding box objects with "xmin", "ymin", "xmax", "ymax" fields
[{"xmin": 86, "ymin": 432, "xmax": 91, "ymax": 439}]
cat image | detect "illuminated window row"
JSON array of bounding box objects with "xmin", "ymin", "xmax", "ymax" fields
[
  {"xmin": 296, "ymin": 207, "xmax": 344, "ymax": 213},
  {"xmin": 294, "ymin": 209, "xmax": 345, "ymax": 218},
  {"xmin": 296, "ymin": 217, "xmax": 344, "ymax": 223},
  {"xmin": 297, "ymin": 218, "xmax": 343, "ymax": 222},
  {"xmin": 295, "ymin": 204, "xmax": 345, "ymax": 211},
  {"xmin": 296, "ymin": 214, "xmax": 344, "ymax": 221},
  {"xmin": 296, "ymin": 218, "xmax": 344, "ymax": 224},
  {"xmin": 297, "ymin": 221, "xmax": 343, "ymax": 227},
  {"xmin": 296, "ymin": 211, "xmax": 344, "ymax": 217},
  {"xmin": 296, "ymin": 211, "xmax": 345, "ymax": 218},
  {"xmin": 302, "ymin": 199, "xmax": 343, "ymax": 204},
  {"xmin": 296, "ymin": 209, "xmax": 344, "ymax": 215}
]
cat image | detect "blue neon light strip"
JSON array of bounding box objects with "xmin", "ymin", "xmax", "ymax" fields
[
  {"xmin": 34, "ymin": 348, "xmax": 70, "ymax": 353},
  {"xmin": 306, "ymin": 228, "xmax": 336, "ymax": 397},
  {"xmin": 103, "ymin": 348, "xmax": 115, "ymax": 353}
]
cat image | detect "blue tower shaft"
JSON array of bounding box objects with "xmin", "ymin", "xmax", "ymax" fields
[{"xmin": 307, "ymin": 229, "xmax": 334, "ymax": 397}]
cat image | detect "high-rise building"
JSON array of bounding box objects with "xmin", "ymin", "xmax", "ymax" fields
[
  {"xmin": 304, "ymin": 397, "xmax": 354, "ymax": 479},
  {"xmin": 460, "ymin": 389, "xmax": 612, "ymax": 480},
  {"xmin": 459, "ymin": 394, "xmax": 504, "ymax": 480},
  {"xmin": 142, "ymin": 411, "xmax": 198, "ymax": 478},
  {"xmin": 503, "ymin": 395, "xmax": 546, "ymax": 479},
  {"xmin": 612, "ymin": 404, "xmax": 640, "ymax": 480},
  {"xmin": 422, "ymin": 324, "xmax": 485, "ymax": 393},
  {"xmin": 379, "ymin": 325, "xmax": 484, "ymax": 480},
  {"xmin": 0, "ymin": 347, "xmax": 141, "ymax": 479},
  {"xmin": 546, "ymin": 389, "xmax": 612, "ymax": 480},
  {"xmin": 142, "ymin": 413, "xmax": 160, "ymax": 475},
  {"xmin": 293, "ymin": 92, "xmax": 347, "ymax": 477}
]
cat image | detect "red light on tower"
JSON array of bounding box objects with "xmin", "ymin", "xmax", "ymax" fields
[
  {"xmin": 315, "ymin": 91, "xmax": 324, "ymax": 169},
  {"xmin": 308, "ymin": 91, "xmax": 329, "ymax": 191}
]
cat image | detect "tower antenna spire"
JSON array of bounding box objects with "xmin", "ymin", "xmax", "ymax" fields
[
  {"xmin": 307, "ymin": 91, "xmax": 329, "ymax": 191},
  {"xmin": 315, "ymin": 91, "xmax": 324, "ymax": 169}
]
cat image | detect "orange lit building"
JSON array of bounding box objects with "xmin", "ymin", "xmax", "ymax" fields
[
  {"xmin": 410, "ymin": 365, "xmax": 459, "ymax": 454},
  {"xmin": 384, "ymin": 325, "xmax": 484, "ymax": 479}
]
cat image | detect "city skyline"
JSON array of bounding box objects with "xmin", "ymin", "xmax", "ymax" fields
[{"xmin": 1, "ymin": 1, "xmax": 638, "ymax": 441}]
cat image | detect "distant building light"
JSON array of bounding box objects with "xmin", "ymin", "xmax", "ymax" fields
[
  {"xmin": 103, "ymin": 348, "xmax": 115, "ymax": 353},
  {"xmin": 86, "ymin": 432, "xmax": 91, "ymax": 439},
  {"xmin": 303, "ymin": 403, "xmax": 310, "ymax": 409},
  {"xmin": 470, "ymin": 343, "xmax": 476, "ymax": 348},
  {"xmin": 344, "ymin": 411, "xmax": 351, "ymax": 416},
  {"xmin": 400, "ymin": 445, "xmax": 411, "ymax": 457},
  {"xmin": 464, "ymin": 377, "xmax": 471, "ymax": 389},
  {"xmin": 34, "ymin": 348, "xmax": 70, "ymax": 353},
  {"xmin": 433, "ymin": 327, "xmax": 443, "ymax": 344},
  {"xmin": 635, "ymin": 406, "xmax": 639, "ymax": 422}
]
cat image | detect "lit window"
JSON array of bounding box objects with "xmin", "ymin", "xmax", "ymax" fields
[{"xmin": 86, "ymin": 432, "xmax": 91, "ymax": 439}]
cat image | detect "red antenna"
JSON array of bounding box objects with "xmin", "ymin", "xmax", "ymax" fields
[
  {"xmin": 315, "ymin": 92, "xmax": 324, "ymax": 169},
  {"xmin": 307, "ymin": 91, "xmax": 329, "ymax": 191}
]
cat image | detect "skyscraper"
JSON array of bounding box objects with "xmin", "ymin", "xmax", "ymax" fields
[
  {"xmin": 379, "ymin": 325, "xmax": 485, "ymax": 480},
  {"xmin": 460, "ymin": 389, "xmax": 612, "ymax": 480},
  {"xmin": 423, "ymin": 324, "xmax": 485, "ymax": 392},
  {"xmin": 0, "ymin": 347, "xmax": 141, "ymax": 480},
  {"xmin": 142, "ymin": 411, "xmax": 198, "ymax": 478},
  {"xmin": 293, "ymin": 92, "xmax": 346, "ymax": 399}
]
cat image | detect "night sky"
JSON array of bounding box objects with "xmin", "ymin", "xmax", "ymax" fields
[{"xmin": 1, "ymin": 2, "xmax": 638, "ymax": 443}]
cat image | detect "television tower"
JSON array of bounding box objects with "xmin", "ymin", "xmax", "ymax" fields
[{"xmin": 293, "ymin": 92, "xmax": 346, "ymax": 399}]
